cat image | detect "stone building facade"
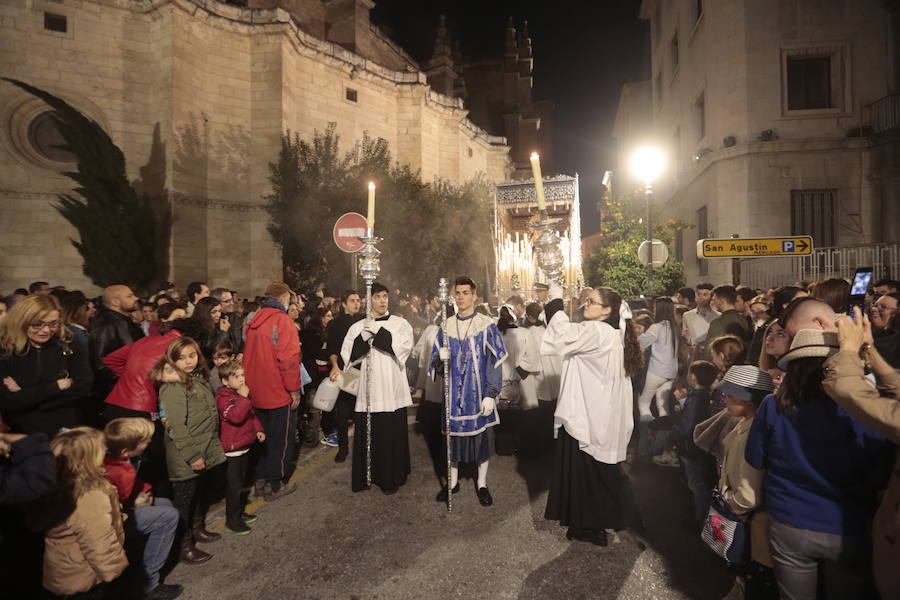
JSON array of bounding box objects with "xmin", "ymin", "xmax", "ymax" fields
[
  {"xmin": 618, "ymin": 0, "xmax": 900, "ymax": 287},
  {"xmin": 0, "ymin": 0, "xmax": 511, "ymax": 295},
  {"xmin": 421, "ymin": 17, "xmax": 555, "ymax": 179}
]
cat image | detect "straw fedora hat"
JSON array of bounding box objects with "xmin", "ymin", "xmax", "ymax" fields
[{"xmin": 776, "ymin": 329, "xmax": 839, "ymax": 370}]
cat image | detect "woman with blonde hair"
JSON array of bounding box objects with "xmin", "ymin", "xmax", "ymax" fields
[
  {"xmin": 37, "ymin": 426, "xmax": 128, "ymax": 598},
  {"xmin": 0, "ymin": 295, "xmax": 93, "ymax": 436}
]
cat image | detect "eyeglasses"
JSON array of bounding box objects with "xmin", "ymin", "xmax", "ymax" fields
[
  {"xmin": 28, "ymin": 320, "xmax": 60, "ymax": 331},
  {"xmin": 584, "ymin": 299, "xmax": 608, "ymax": 307}
]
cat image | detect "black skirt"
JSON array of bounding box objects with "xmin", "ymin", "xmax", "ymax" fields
[
  {"xmin": 544, "ymin": 427, "xmax": 642, "ymax": 535},
  {"xmin": 450, "ymin": 427, "xmax": 494, "ymax": 464},
  {"xmin": 351, "ymin": 408, "xmax": 411, "ymax": 492}
]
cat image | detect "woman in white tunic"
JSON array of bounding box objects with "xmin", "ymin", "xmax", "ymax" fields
[{"xmin": 541, "ymin": 284, "xmax": 644, "ymax": 546}]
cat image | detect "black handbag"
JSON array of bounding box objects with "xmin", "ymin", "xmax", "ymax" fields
[{"xmin": 700, "ymin": 489, "xmax": 750, "ymax": 565}]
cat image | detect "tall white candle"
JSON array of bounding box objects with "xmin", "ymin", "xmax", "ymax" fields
[
  {"xmin": 367, "ymin": 182, "xmax": 376, "ymax": 231},
  {"xmin": 530, "ymin": 152, "xmax": 546, "ymax": 210}
]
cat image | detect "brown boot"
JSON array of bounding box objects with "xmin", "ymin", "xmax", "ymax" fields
[
  {"xmin": 192, "ymin": 519, "xmax": 221, "ymax": 543},
  {"xmin": 179, "ymin": 536, "xmax": 212, "ymax": 565},
  {"xmin": 253, "ymin": 479, "xmax": 268, "ymax": 498}
]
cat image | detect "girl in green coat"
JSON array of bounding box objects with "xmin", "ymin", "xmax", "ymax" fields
[{"xmin": 153, "ymin": 337, "xmax": 225, "ymax": 565}]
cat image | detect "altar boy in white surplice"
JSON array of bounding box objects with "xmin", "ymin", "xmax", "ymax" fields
[{"xmin": 341, "ymin": 282, "xmax": 413, "ymax": 494}]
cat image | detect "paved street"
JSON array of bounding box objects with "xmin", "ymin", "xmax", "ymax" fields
[{"xmin": 167, "ymin": 417, "xmax": 734, "ymax": 600}]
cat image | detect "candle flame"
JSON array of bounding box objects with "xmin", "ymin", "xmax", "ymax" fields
[
  {"xmin": 530, "ymin": 152, "xmax": 539, "ymax": 160},
  {"xmin": 368, "ymin": 182, "xmax": 375, "ymax": 189}
]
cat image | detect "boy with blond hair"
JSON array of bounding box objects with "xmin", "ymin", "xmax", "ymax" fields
[{"xmin": 104, "ymin": 418, "xmax": 182, "ymax": 600}]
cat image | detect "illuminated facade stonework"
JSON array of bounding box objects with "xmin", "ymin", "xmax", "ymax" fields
[{"xmin": 0, "ymin": 0, "xmax": 511, "ymax": 294}]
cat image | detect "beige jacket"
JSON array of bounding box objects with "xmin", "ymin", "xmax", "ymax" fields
[
  {"xmin": 823, "ymin": 349, "xmax": 900, "ymax": 600},
  {"xmin": 43, "ymin": 487, "xmax": 128, "ymax": 596}
]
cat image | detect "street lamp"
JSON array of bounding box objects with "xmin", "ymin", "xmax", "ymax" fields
[{"xmin": 630, "ymin": 146, "xmax": 666, "ymax": 296}]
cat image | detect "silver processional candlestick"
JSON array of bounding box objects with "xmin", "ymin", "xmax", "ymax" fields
[
  {"xmin": 359, "ymin": 229, "xmax": 381, "ymax": 489},
  {"xmin": 437, "ymin": 277, "xmax": 452, "ymax": 513},
  {"xmin": 532, "ymin": 209, "xmax": 565, "ymax": 285}
]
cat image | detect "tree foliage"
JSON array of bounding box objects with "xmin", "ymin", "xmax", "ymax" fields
[
  {"xmin": 3, "ymin": 78, "xmax": 165, "ymax": 294},
  {"xmin": 583, "ymin": 192, "xmax": 690, "ymax": 298},
  {"xmin": 265, "ymin": 124, "xmax": 495, "ymax": 295}
]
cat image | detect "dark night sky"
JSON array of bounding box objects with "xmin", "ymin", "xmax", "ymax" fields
[{"xmin": 371, "ymin": 0, "xmax": 650, "ymax": 235}]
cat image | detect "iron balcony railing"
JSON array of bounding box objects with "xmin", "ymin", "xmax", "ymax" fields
[
  {"xmin": 740, "ymin": 242, "xmax": 900, "ymax": 290},
  {"xmin": 863, "ymin": 94, "xmax": 900, "ymax": 134}
]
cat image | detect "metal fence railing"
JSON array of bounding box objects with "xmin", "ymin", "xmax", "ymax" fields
[
  {"xmin": 863, "ymin": 94, "xmax": 900, "ymax": 134},
  {"xmin": 740, "ymin": 242, "xmax": 900, "ymax": 290}
]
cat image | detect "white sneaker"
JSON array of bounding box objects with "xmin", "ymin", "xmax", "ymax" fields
[{"xmin": 652, "ymin": 451, "xmax": 681, "ymax": 468}]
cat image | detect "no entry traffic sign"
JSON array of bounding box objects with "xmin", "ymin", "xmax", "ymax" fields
[
  {"xmin": 696, "ymin": 236, "xmax": 813, "ymax": 259},
  {"xmin": 333, "ymin": 212, "xmax": 368, "ymax": 253}
]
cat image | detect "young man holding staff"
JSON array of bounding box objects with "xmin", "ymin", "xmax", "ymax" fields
[{"xmin": 431, "ymin": 277, "xmax": 507, "ymax": 507}]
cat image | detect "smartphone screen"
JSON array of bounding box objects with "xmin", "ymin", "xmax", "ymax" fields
[
  {"xmin": 848, "ymin": 267, "xmax": 873, "ymax": 318},
  {"xmin": 850, "ymin": 269, "xmax": 873, "ymax": 296}
]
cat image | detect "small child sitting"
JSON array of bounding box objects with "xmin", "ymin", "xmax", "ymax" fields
[
  {"xmin": 215, "ymin": 358, "xmax": 265, "ymax": 535},
  {"xmin": 650, "ymin": 374, "xmax": 689, "ymax": 467},
  {"xmin": 103, "ymin": 418, "xmax": 182, "ymax": 600},
  {"xmin": 40, "ymin": 427, "xmax": 128, "ymax": 599},
  {"xmin": 667, "ymin": 360, "xmax": 720, "ymax": 523}
]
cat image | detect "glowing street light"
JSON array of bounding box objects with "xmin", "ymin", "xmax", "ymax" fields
[
  {"xmin": 630, "ymin": 146, "xmax": 666, "ymax": 295},
  {"xmin": 630, "ymin": 146, "xmax": 666, "ymax": 185}
]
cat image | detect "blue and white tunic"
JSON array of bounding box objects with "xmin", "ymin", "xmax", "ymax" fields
[{"xmin": 431, "ymin": 312, "xmax": 507, "ymax": 438}]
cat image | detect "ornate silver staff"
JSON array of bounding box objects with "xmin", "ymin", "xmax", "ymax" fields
[
  {"xmin": 532, "ymin": 213, "xmax": 565, "ymax": 284},
  {"xmin": 358, "ymin": 230, "xmax": 381, "ymax": 489},
  {"xmin": 529, "ymin": 153, "xmax": 565, "ymax": 284},
  {"xmin": 437, "ymin": 277, "xmax": 452, "ymax": 512}
]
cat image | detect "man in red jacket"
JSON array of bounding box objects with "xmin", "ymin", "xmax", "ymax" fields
[
  {"xmin": 243, "ymin": 281, "xmax": 302, "ymax": 501},
  {"xmin": 103, "ymin": 327, "xmax": 183, "ymax": 495}
]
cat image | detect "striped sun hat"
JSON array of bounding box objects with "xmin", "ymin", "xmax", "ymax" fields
[{"xmin": 717, "ymin": 365, "xmax": 776, "ymax": 404}]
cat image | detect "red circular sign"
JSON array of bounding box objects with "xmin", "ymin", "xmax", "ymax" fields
[{"xmin": 333, "ymin": 212, "xmax": 368, "ymax": 253}]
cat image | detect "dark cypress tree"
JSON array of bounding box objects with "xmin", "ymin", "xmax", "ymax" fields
[{"xmin": 3, "ymin": 78, "xmax": 161, "ymax": 293}]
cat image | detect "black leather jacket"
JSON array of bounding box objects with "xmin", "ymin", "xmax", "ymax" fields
[
  {"xmin": 89, "ymin": 307, "xmax": 144, "ymax": 394},
  {"xmin": 0, "ymin": 337, "xmax": 93, "ymax": 436}
]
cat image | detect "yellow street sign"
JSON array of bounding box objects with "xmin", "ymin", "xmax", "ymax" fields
[{"xmin": 697, "ymin": 236, "xmax": 814, "ymax": 258}]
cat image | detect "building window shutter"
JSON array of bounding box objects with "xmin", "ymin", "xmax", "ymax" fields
[{"xmin": 791, "ymin": 189, "xmax": 836, "ymax": 248}]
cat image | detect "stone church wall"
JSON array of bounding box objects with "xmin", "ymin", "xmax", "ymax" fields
[{"xmin": 0, "ymin": 0, "xmax": 510, "ymax": 296}]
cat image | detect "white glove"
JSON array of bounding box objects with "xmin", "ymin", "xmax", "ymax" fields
[
  {"xmin": 481, "ymin": 397, "xmax": 496, "ymax": 416},
  {"xmin": 361, "ymin": 321, "xmax": 376, "ymax": 341},
  {"xmin": 548, "ymin": 282, "xmax": 563, "ymax": 301},
  {"xmin": 438, "ymin": 347, "xmax": 450, "ymax": 361}
]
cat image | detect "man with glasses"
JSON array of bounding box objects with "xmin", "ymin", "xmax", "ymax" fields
[
  {"xmin": 871, "ymin": 294, "xmax": 899, "ymax": 333},
  {"xmin": 872, "ymin": 294, "xmax": 900, "ymax": 367},
  {"xmin": 211, "ymin": 287, "xmax": 243, "ymax": 353}
]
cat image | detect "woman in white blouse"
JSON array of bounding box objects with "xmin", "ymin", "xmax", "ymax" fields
[
  {"xmin": 542, "ymin": 284, "xmax": 645, "ymax": 546},
  {"xmin": 636, "ymin": 297, "xmax": 684, "ymax": 455}
]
